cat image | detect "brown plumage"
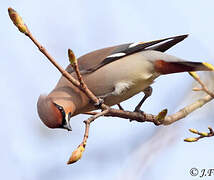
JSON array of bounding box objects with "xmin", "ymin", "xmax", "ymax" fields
[{"xmin": 37, "ymin": 34, "xmax": 213, "ymax": 130}]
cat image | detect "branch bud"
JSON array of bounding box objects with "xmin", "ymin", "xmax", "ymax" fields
[
  {"xmin": 67, "ymin": 144, "xmax": 85, "ymax": 164},
  {"xmin": 199, "ymin": 132, "xmax": 209, "ymax": 137},
  {"xmin": 8, "ymin": 7, "xmax": 29, "ymax": 34},
  {"xmin": 184, "ymin": 137, "xmax": 198, "ymax": 142},
  {"xmin": 155, "ymin": 109, "xmax": 168, "ymax": 122},
  {"xmin": 189, "ymin": 128, "xmax": 198, "ymax": 134},
  {"xmin": 68, "ymin": 49, "xmax": 77, "ymax": 65}
]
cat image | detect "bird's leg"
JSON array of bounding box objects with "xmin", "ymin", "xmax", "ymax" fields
[
  {"xmin": 134, "ymin": 86, "xmax": 153, "ymax": 112},
  {"xmin": 117, "ymin": 104, "xmax": 124, "ymax": 110}
]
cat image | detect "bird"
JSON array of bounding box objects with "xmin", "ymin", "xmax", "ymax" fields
[{"xmin": 37, "ymin": 34, "xmax": 213, "ymax": 131}]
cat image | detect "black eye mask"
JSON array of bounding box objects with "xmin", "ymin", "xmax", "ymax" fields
[{"xmin": 53, "ymin": 103, "xmax": 66, "ymax": 125}]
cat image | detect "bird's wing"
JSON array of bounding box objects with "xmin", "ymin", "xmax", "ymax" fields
[{"xmin": 66, "ymin": 34, "xmax": 188, "ymax": 74}]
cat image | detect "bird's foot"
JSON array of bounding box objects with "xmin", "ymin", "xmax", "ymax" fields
[
  {"xmin": 94, "ymin": 98, "xmax": 104, "ymax": 108},
  {"xmin": 134, "ymin": 107, "xmax": 142, "ymax": 113},
  {"xmin": 129, "ymin": 109, "xmax": 145, "ymax": 122},
  {"xmin": 134, "ymin": 108, "xmax": 143, "ymax": 113}
]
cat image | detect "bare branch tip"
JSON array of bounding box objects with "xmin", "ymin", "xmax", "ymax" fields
[
  {"xmin": 208, "ymin": 126, "xmax": 213, "ymax": 133},
  {"xmin": 186, "ymin": 126, "xmax": 214, "ymax": 143}
]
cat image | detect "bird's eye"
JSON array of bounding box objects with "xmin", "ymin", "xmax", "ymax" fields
[
  {"xmin": 58, "ymin": 106, "xmax": 63, "ymax": 112},
  {"xmin": 53, "ymin": 102, "xmax": 72, "ymax": 131},
  {"xmin": 53, "ymin": 103, "xmax": 66, "ymax": 125}
]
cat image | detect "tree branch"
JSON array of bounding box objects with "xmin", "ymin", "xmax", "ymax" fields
[
  {"xmin": 184, "ymin": 126, "xmax": 214, "ymax": 142},
  {"xmin": 67, "ymin": 109, "xmax": 110, "ymax": 164},
  {"xmin": 8, "ymin": 7, "xmax": 214, "ymax": 164},
  {"xmin": 189, "ymin": 72, "xmax": 214, "ymax": 97}
]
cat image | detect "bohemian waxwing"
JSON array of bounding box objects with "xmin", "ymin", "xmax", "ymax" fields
[{"xmin": 37, "ymin": 34, "xmax": 213, "ymax": 131}]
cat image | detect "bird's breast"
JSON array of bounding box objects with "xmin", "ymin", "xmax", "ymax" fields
[{"xmin": 83, "ymin": 52, "xmax": 158, "ymax": 106}]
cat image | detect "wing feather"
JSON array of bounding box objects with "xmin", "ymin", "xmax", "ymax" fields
[{"xmin": 66, "ymin": 34, "xmax": 188, "ymax": 74}]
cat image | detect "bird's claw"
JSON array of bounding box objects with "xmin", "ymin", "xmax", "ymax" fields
[
  {"xmin": 134, "ymin": 108, "xmax": 143, "ymax": 113},
  {"xmin": 94, "ymin": 98, "xmax": 104, "ymax": 108},
  {"xmin": 129, "ymin": 109, "xmax": 145, "ymax": 122}
]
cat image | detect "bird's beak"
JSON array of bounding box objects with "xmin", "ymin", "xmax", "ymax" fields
[{"xmin": 63, "ymin": 112, "xmax": 72, "ymax": 131}]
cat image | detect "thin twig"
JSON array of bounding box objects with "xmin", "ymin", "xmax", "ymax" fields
[
  {"xmin": 189, "ymin": 72, "xmax": 214, "ymax": 97},
  {"xmin": 82, "ymin": 109, "xmax": 110, "ymax": 147},
  {"xmin": 27, "ymin": 32, "xmax": 106, "ymax": 107},
  {"xmin": 8, "ymin": 7, "xmax": 214, "ymax": 164},
  {"xmin": 27, "ymin": 34, "xmax": 82, "ymax": 87},
  {"xmin": 81, "ymin": 95, "xmax": 213, "ymax": 126},
  {"xmin": 83, "ymin": 111, "xmax": 99, "ymax": 115},
  {"xmin": 163, "ymin": 95, "xmax": 213, "ymax": 125},
  {"xmin": 68, "ymin": 49, "xmax": 103, "ymax": 105},
  {"xmin": 9, "ymin": 7, "xmax": 214, "ymax": 128},
  {"xmin": 67, "ymin": 109, "xmax": 110, "ymax": 164},
  {"xmin": 184, "ymin": 126, "xmax": 214, "ymax": 142}
]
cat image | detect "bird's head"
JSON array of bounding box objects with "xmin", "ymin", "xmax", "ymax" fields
[{"xmin": 37, "ymin": 95, "xmax": 76, "ymax": 131}]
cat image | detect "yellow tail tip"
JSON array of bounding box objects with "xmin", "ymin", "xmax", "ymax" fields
[
  {"xmin": 189, "ymin": 72, "xmax": 199, "ymax": 79},
  {"xmin": 202, "ymin": 62, "xmax": 214, "ymax": 71}
]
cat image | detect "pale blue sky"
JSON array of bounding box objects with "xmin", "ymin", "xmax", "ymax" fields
[{"xmin": 1, "ymin": 1, "xmax": 214, "ymax": 180}]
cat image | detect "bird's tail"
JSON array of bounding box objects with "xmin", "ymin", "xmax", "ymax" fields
[{"xmin": 154, "ymin": 60, "xmax": 214, "ymax": 74}]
